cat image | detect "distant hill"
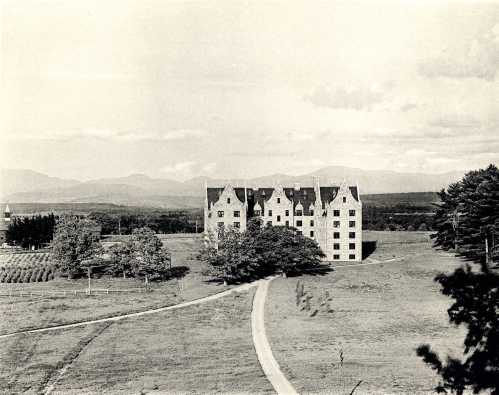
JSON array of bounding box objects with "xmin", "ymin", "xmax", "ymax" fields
[{"xmin": 0, "ymin": 167, "xmax": 463, "ymax": 208}]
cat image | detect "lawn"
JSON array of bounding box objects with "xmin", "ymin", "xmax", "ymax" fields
[
  {"xmin": 266, "ymin": 231, "xmax": 466, "ymax": 394},
  {"xmin": 0, "ymin": 324, "xmax": 106, "ymax": 394},
  {"xmin": 39, "ymin": 289, "xmax": 273, "ymax": 394},
  {"xmin": 0, "ymin": 235, "xmax": 230, "ymax": 334}
]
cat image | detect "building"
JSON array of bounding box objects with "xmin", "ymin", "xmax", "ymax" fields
[
  {"xmin": 0, "ymin": 205, "xmax": 11, "ymax": 246},
  {"xmin": 204, "ymin": 179, "xmax": 362, "ymax": 261}
]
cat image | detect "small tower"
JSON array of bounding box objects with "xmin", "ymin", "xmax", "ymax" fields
[{"xmin": 4, "ymin": 204, "xmax": 11, "ymax": 222}]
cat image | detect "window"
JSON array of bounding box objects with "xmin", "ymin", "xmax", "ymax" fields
[
  {"xmin": 296, "ymin": 220, "xmax": 303, "ymax": 227},
  {"xmin": 343, "ymin": 196, "xmax": 346, "ymax": 203},
  {"xmin": 296, "ymin": 230, "xmax": 302, "ymax": 235},
  {"xmin": 310, "ymin": 209, "xmax": 314, "ymax": 216},
  {"xmin": 267, "ymin": 221, "xmax": 272, "ymax": 226},
  {"xmin": 277, "ymin": 198, "xmax": 280, "ymax": 204},
  {"xmin": 349, "ymin": 210, "xmax": 356, "ymax": 216},
  {"xmin": 349, "ymin": 254, "xmax": 356, "ymax": 260},
  {"xmin": 349, "ymin": 232, "xmax": 356, "ymax": 239},
  {"xmin": 227, "ymin": 198, "xmax": 231, "ymax": 204},
  {"xmin": 333, "ymin": 221, "xmax": 340, "ymax": 228},
  {"xmin": 208, "ymin": 212, "xmax": 212, "ymax": 218},
  {"xmin": 233, "ymin": 222, "xmax": 240, "ymax": 228},
  {"xmin": 333, "ymin": 210, "xmax": 340, "ymax": 217},
  {"xmin": 333, "ymin": 243, "xmax": 340, "ymax": 250},
  {"xmin": 217, "ymin": 211, "xmax": 224, "ymax": 218},
  {"xmin": 268, "ymin": 210, "xmax": 273, "ymax": 216},
  {"xmin": 217, "ymin": 222, "xmax": 224, "ymax": 227},
  {"xmin": 310, "ymin": 231, "xmax": 314, "ymax": 238},
  {"xmin": 254, "ymin": 210, "xmax": 261, "ymax": 216},
  {"xmin": 285, "ymin": 220, "xmax": 289, "ymax": 227},
  {"xmin": 296, "ymin": 210, "xmax": 303, "ymax": 216},
  {"xmin": 334, "ymin": 232, "xmax": 340, "ymax": 239},
  {"xmin": 349, "ymin": 243, "xmax": 355, "ymax": 250},
  {"xmin": 310, "ymin": 220, "xmax": 314, "ymax": 227},
  {"xmin": 285, "ymin": 210, "xmax": 289, "ymax": 216},
  {"xmin": 333, "ymin": 254, "xmax": 340, "ymax": 260},
  {"xmin": 234, "ymin": 211, "xmax": 240, "ymax": 217},
  {"xmin": 277, "ymin": 215, "xmax": 281, "ymax": 222},
  {"xmin": 349, "ymin": 221, "xmax": 355, "ymax": 227}
]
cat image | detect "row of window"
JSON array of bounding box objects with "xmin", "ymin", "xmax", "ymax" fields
[
  {"xmin": 334, "ymin": 254, "xmax": 356, "ymax": 260},
  {"xmin": 333, "ymin": 243, "xmax": 357, "ymax": 249},
  {"xmin": 215, "ymin": 210, "xmax": 357, "ymax": 220}
]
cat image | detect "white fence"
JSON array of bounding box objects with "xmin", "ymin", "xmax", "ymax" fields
[{"xmin": 0, "ymin": 287, "xmax": 152, "ymax": 298}]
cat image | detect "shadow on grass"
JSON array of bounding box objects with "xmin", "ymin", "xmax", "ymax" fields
[
  {"xmin": 362, "ymin": 240, "xmax": 377, "ymax": 259},
  {"xmin": 168, "ymin": 266, "xmax": 190, "ymax": 280},
  {"xmin": 290, "ymin": 264, "xmax": 334, "ymax": 277}
]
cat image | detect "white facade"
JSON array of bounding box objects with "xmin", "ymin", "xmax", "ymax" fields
[{"xmin": 204, "ymin": 180, "xmax": 362, "ymax": 261}]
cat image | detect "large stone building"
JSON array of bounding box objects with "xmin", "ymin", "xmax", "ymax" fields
[{"xmin": 204, "ymin": 179, "xmax": 362, "ymax": 261}]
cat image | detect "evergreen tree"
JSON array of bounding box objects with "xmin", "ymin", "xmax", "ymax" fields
[{"xmin": 418, "ymin": 164, "xmax": 499, "ymax": 394}]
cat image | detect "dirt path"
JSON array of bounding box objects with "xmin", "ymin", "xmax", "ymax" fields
[
  {"xmin": 251, "ymin": 279, "xmax": 298, "ymax": 395},
  {"xmin": 0, "ymin": 280, "xmax": 263, "ymax": 340}
]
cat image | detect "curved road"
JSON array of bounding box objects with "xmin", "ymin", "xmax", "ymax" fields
[
  {"xmin": 0, "ymin": 280, "xmax": 262, "ymax": 339},
  {"xmin": 251, "ymin": 279, "xmax": 298, "ymax": 395}
]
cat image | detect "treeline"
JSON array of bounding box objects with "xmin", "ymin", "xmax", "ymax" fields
[
  {"xmin": 88, "ymin": 210, "xmax": 203, "ymax": 235},
  {"xmin": 363, "ymin": 205, "xmax": 433, "ymax": 231},
  {"xmin": 6, "ymin": 214, "xmax": 56, "ymax": 249}
]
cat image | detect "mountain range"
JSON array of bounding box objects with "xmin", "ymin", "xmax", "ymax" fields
[{"xmin": 0, "ymin": 167, "xmax": 464, "ymax": 209}]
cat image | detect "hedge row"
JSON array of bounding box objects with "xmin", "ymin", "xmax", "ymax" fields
[{"xmin": 0, "ymin": 264, "xmax": 56, "ymax": 283}]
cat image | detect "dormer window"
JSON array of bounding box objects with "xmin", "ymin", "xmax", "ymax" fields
[
  {"xmin": 296, "ymin": 210, "xmax": 303, "ymax": 216},
  {"xmin": 310, "ymin": 209, "xmax": 314, "ymax": 216},
  {"xmin": 254, "ymin": 210, "xmax": 261, "ymax": 216},
  {"xmin": 227, "ymin": 198, "xmax": 231, "ymax": 204},
  {"xmin": 343, "ymin": 197, "xmax": 346, "ymax": 203},
  {"xmin": 277, "ymin": 198, "xmax": 280, "ymax": 204}
]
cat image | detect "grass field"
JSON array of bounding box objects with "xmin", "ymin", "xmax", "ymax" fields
[
  {"xmin": 0, "ymin": 235, "xmax": 230, "ymax": 334},
  {"xmin": 266, "ymin": 230, "xmax": 465, "ymax": 394},
  {"xmin": 0, "ymin": 290, "xmax": 273, "ymax": 394}
]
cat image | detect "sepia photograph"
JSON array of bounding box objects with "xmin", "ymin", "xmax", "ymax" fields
[{"xmin": 0, "ymin": 0, "xmax": 498, "ymax": 394}]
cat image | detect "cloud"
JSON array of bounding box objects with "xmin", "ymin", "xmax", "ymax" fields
[
  {"xmin": 161, "ymin": 161, "xmax": 197, "ymax": 174},
  {"xmin": 160, "ymin": 160, "xmax": 217, "ymax": 180},
  {"xmin": 400, "ymin": 103, "xmax": 418, "ymax": 112},
  {"xmin": 2, "ymin": 129, "xmax": 209, "ymax": 142},
  {"xmin": 419, "ymin": 24, "xmax": 499, "ymax": 80},
  {"xmin": 304, "ymin": 84, "xmax": 385, "ymax": 111},
  {"xmin": 428, "ymin": 114, "xmax": 481, "ymax": 129}
]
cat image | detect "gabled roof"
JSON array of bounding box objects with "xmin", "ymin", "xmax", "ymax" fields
[{"xmin": 207, "ymin": 184, "xmax": 359, "ymax": 210}]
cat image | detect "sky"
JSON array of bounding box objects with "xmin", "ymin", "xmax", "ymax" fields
[{"xmin": 1, "ymin": 0, "xmax": 498, "ymax": 181}]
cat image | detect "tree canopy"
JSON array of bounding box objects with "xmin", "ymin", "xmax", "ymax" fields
[
  {"xmin": 51, "ymin": 214, "xmax": 102, "ymax": 278},
  {"xmin": 417, "ymin": 164, "xmax": 499, "ymax": 394},
  {"xmin": 6, "ymin": 214, "xmax": 56, "ymax": 249},
  {"xmin": 109, "ymin": 227, "xmax": 171, "ymax": 281},
  {"xmin": 201, "ymin": 219, "xmax": 325, "ymax": 284}
]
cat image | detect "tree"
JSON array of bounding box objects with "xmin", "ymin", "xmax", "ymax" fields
[
  {"xmin": 6, "ymin": 213, "xmax": 56, "ymax": 249},
  {"xmin": 52, "ymin": 214, "xmax": 102, "ymax": 278},
  {"xmin": 201, "ymin": 219, "xmax": 325, "ymax": 284},
  {"xmin": 418, "ymin": 164, "xmax": 499, "ymax": 394},
  {"xmin": 108, "ymin": 243, "xmax": 134, "ymax": 278},
  {"xmin": 251, "ymin": 223, "xmax": 325, "ymax": 277},
  {"xmin": 127, "ymin": 227, "xmax": 171, "ymax": 282}
]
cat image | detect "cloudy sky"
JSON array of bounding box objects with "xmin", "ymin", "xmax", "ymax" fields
[{"xmin": 1, "ymin": 0, "xmax": 498, "ymax": 181}]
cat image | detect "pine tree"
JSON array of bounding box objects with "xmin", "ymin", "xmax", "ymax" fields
[{"xmin": 418, "ymin": 164, "xmax": 499, "ymax": 394}]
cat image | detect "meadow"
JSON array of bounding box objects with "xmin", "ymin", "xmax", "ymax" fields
[
  {"xmin": 266, "ymin": 231, "xmax": 466, "ymax": 394},
  {"xmin": 0, "ymin": 235, "xmax": 231, "ymax": 334},
  {"xmin": 0, "ymin": 290, "xmax": 273, "ymax": 394},
  {"xmin": 0, "ymin": 231, "xmax": 469, "ymax": 393}
]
